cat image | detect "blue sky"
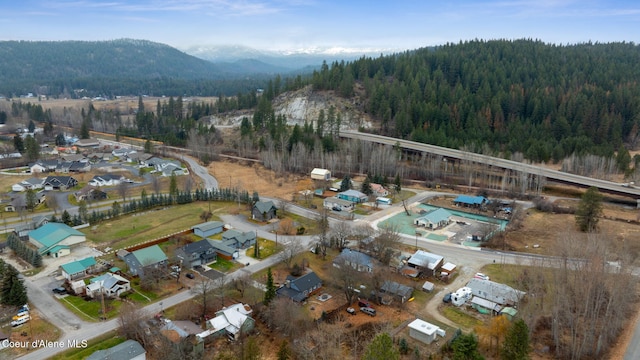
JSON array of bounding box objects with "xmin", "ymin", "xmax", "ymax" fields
[{"xmin": 1, "ymin": 0, "xmax": 638, "ymax": 52}]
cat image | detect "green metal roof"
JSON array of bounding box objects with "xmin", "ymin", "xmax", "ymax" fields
[
  {"xmin": 60, "ymin": 257, "xmax": 96, "ymax": 275},
  {"xmin": 40, "ymin": 244, "xmax": 70, "ymax": 255},
  {"xmin": 29, "ymin": 223, "xmax": 84, "ymax": 249},
  {"xmin": 132, "ymin": 244, "xmax": 168, "ymax": 265}
]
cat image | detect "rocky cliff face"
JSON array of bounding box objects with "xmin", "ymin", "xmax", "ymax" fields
[{"xmin": 208, "ymin": 85, "xmax": 374, "ymax": 131}]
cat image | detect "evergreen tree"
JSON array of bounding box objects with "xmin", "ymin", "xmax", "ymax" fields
[
  {"xmin": 25, "ymin": 189, "xmax": 37, "ymax": 212},
  {"xmin": 170, "ymin": 173, "xmax": 178, "ymax": 198},
  {"xmin": 501, "ymin": 319, "xmax": 530, "ymax": 360},
  {"xmin": 80, "ymin": 117, "xmax": 90, "ymax": 139},
  {"xmin": 13, "ymin": 135, "xmax": 24, "ymax": 153},
  {"xmin": 340, "ymin": 174, "xmax": 352, "ymax": 192},
  {"xmin": 575, "ymin": 187, "xmax": 603, "ymax": 232},
  {"xmin": 361, "ymin": 175, "xmax": 373, "ymax": 195},
  {"xmin": 263, "ymin": 267, "xmax": 276, "ymax": 305},
  {"xmin": 55, "ymin": 133, "xmax": 66, "ymax": 146},
  {"xmin": 452, "ymin": 333, "xmax": 484, "ymax": 360},
  {"xmin": 24, "ymin": 135, "xmax": 40, "ymax": 161},
  {"xmin": 61, "ymin": 210, "xmax": 71, "ymax": 225},
  {"xmin": 1, "ymin": 263, "xmax": 28, "ymax": 306},
  {"xmin": 394, "ymin": 173, "xmax": 402, "ymax": 193},
  {"xmin": 363, "ymin": 333, "xmax": 399, "ymax": 360},
  {"xmin": 78, "ymin": 200, "xmax": 88, "ymax": 223}
]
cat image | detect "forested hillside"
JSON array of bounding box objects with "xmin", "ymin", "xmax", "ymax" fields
[
  {"xmin": 309, "ymin": 40, "xmax": 640, "ymax": 163},
  {"xmin": 0, "ymin": 39, "xmax": 269, "ymax": 98}
]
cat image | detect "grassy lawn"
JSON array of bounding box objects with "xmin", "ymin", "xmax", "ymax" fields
[
  {"xmin": 80, "ymin": 202, "xmax": 231, "ymax": 249},
  {"xmin": 247, "ymin": 238, "xmax": 280, "ymax": 259},
  {"xmin": 208, "ymin": 258, "xmax": 243, "ymax": 273},
  {"xmin": 59, "ymin": 295, "xmax": 123, "ymax": 321},
  {"xmin": 47, "ymin": 331, "xmax": 124, "ymax": 360},
  {"xmin": 4, "ymin": 317, "xmax": 62, "ymax": 358},
  {"xmin": 480, "ymin": 263, "xmax": 526, "ymax": 288},
  {"xmin": 442, "ymin": 306, "xmax": 484, "ymax": 329},
  {"xmin": 22, "ymin": 267, "xmax": 44, "ymax": 277}
]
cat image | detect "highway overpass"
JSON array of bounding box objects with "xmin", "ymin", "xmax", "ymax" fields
[{"xmin": 340, "ymin": 130, "xmax": 640, "ymax": 202}]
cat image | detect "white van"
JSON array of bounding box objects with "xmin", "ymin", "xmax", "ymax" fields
[
  {"xmin": 360, "ymin": 307, "xmax": 376, "ymax": 317},
  {"xmin": 11, "ymin": 315, "xmax": 30, "ymax": 327},
  {"xmin": 13, "ymin": 310, "xmax": 29, "ymax": 320}
]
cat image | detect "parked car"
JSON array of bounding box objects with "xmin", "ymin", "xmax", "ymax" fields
[
  {"xmin": 443, "ymin": 292, "xmax": 452, "ymax": 303},
  {"xmin": 358, "ymin": 299, "xmax": 371, "ymax": 308},
  {"xmin": 332, "ymin": 206, "xmax": 342, "ymax": 212},
  {"xmin": 52, "ymin": 287, "xmax": 67, "ymax": 295},
  {"xmin": 11, "ymin": 315, "xmax": 30, "ymax": 327},
  {"xmin": 185, "ymin": 273, "xmax": 195, "ymax": 279},
  {"xmin": 360, "ymin": 307, "xmax": 376, "ymax": 316},
  {"xmin": 346, "ymin": 307, "xmax": 356, "ymax": 315},
  {"xmin": 474, "ymin": 273, "xmax": 490, "ymax": 281}
]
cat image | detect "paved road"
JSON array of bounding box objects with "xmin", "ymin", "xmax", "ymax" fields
[{"xmin": 175, "ymin": 153, "xmax": 219, "ymax": 190}]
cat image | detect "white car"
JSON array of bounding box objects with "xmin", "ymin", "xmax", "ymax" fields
[{"xmin": 474, "ymin": 273, "xmax": 490, "ymax": 281}]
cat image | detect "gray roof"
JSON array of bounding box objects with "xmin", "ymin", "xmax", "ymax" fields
[
  {"xmin": 381, "ymin": 280, "xmax": 413, "ymax": 299},
  {"xmin": 86, "ymin": 339, "xmax": 145, "ymax": 360},
  {"xmin": 181, "ymin": 239, "xmax": 215, "ymax": 255},
  {"xmin": 466, "ymin": 278, "xmax": 526, "ymax": 305},
  {"xmin": 277, "ymin": 271, "xmax": 322, "ymax": 302},
  {"xmin": 207, "ymin": 239, "xmax": 236, "ymax": 256},
  {"xmin": 407, "ymin": 250, "xmax": 444, "ymax": 270},
  {"xmin": 334, "ymin": 249, "xmax": 373, "ymax": 269},
  {"xmin": 191, "ymin": 221, "xmax": 224, "ymax": 233},
  {"xmin": 254, "ymin": 200, "xmax": 276, "ymax": 214},
  {"xmin": 339, "ymin": 189, "xmax": 367, "ymax": 198}
]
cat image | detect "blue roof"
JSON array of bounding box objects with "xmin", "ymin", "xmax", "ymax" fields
[
  {"xmin": 30, "ymin": 223, "xmax": 84, "ymax": 249},
  {"xmin": 61, "ymin": 257, "xmax": 96, "ymax": 275},
  {"xmin": 453, "ymin": 195, "xmax": 487, "ymax": 205},
  {"xmin": 419, "ymin": 208, "xmax": 452, "ymax": 224}
]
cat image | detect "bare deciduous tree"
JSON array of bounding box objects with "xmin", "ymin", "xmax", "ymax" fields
[
  {"xmin": 373, "ymin": 223, "xmax": 401, "ymax": 265},
  {"xmin": 45, "ymin": 194, "xmax": 60, "ymax": 214},
  {"xmin": 279, "ymin": 236, "xmax": 303, "ymax": 269},
  {"xmin": 190, "ymin": 277, "xmax": 216, "ymax": 320},
  {"xmin": 151, "ymin": 175, "xmax": 161, "ymax": 195},
  {"xmin": 330, "ymin": 220, "xmax": 352, "ymax": 249},
  {"xmin": 117, "ymin": 181, "xmax": 129, "ymax": 201},
  {"xmin": 118, "ymin": 302, "xmax": 151, "ymax": 348}
]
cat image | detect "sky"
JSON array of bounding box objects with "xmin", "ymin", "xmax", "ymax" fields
[{"xmin": 1, "ymin": 0, "xmax": 639, "ymax": 53}]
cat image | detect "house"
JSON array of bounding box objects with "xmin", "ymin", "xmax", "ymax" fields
[
  {"xmin": 406, "ymin": 250, "xmax": 444, "ymax": 277},
  {"xmin": 251, "ymin": 200, "xmax": 277, "ymax": 221},
  {"xmin": 60, "ymin": 257, "xmax": 97, "ymax": 280},
  {"xmin": 74, "ymin": 138, "xmax": 100, "ymax": 148},
  {"xmin": 74, "ymin": 186, "xmax": 107, "ymax": 202},
  {"xmin": 11, "ymin": 177, "xmax": 44, "ymax": 192},
  {"xmin": 13, "ymin": 215, "xmax": 50, "ymax": 240},
  {"xmin": 379, "ymin": 280, "xmax": 413, "ymax": 304},
  {"xmin": 86, "ymin": 273, "xmax": 131, "ymax": 298},
  {"xmin": 61, "ymin": 153, "xmax": 86, "ymax": 162},
  {"xmin": 323, "ymin": 197, "xmax": 355, "ymax": 212},
  {"xmin": 86, "ymin": 339, "xmax": 146, "ymax": 360},
  {"xmin": 208, "ymin": 240, "xmax": 238, "ymax": 260},
  {"xmin": 29, "ymin": 222, "xmax": 86, "ymax": 258},
  {"xmin": 408, "ymin": 319, "xmax": 445, "ymax": 345},
  {"xmin": 112, "ymin": 148, "xmax": 137, "ymax": 158},
  {"xmin": 453, "ymin": 195, "xmax": 488, "ymax": 208},
  {"xmin": 333, "ymin": 249, "xmax": 374, "ymax": 272},
  {"xmin": 126, "ymin": 152, "xmax": 153, "ymax": 165},
  {"xmin": 161, "ymin": 163, "xmax": 188, "ymax": 177},
  {"xmin": 32, "ymin": 159, "xmax": 59, "ymax": 173},
  {"xmin": 88, "ymin": 174, "xmax": 125, "ymax": 187},
  {"xmin": 123, "ymin": 245, "xmax": 168, "ymax": 277},
  {"xmin": 43, "ymin": 175, "xmax": 78, "ymax": 190},
  {"xmin": 414, "ymin": 208, "xmax": 452, "ymax": 230},
  {"xmin": 221, "ymin": 230, "xmax": 256, "ymax": 249},
  {"xmin": 310, "ymin": 168, "xmax": 331, "ymax": 181},
  {"xmin": 191, "ymin": 221, "xmax": 224, "ymax": 238},
  {"xmin": 370, "ymin": 183, "xmax": 389, "ymax": 197},
  {"xmin": 147, "ymin": 157, "xmax": 188, "ymax": 176},
  {"xmin": 197, "ymin": 303, "xmax": 254, "ymax": 340},
  {"xmin": 276, "ymin": 271, "xmax": 323, "ymax": 302},
  {"xmin": 11, "ymin": 190, "xmax": 46, "ymax": 211},
  {"xmin": 68, "ymin": 161, "xmax": 91, "ymax": 173},
  {"xmin": 466, "ymin": 278, "xmax": 526, "ymax": 306},
  {"xmin": 175, "ymin": 239, "xmax": 218, "ymax": 268},
  {"xmin": 337, "ymin": 189, "xmax": 368, "ymax": 203}
]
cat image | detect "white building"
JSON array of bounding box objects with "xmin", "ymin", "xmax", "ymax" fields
[
  {"xmin": 310, "ymin": 168, "xmax": 331, "ymax": 181},
  {"xmin": 408, "ymin": 319, "xmax": 445, "ymax": 344}
]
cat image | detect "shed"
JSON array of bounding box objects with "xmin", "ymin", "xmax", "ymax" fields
[
  {"xmin": 422, "ymin": 281, "xmax": 435, "ymax": 292},
  {"xmin": 471, "ymin": 296, "xmax": 502, "ymax": 314},
  {"xmin": 408, "ymin": 319, "xmax": 443, "ymax": 344},
  {"xmin": 86, "ymin": 339, "xmax": 146, "ymax": 360},
  {"xmin": 311, "ymin": 168, "xmax": 331, "ymax": 181},
  {"xmin": 500, "ymin": 307, "xmax": 518, "ymax": 321},
  {"xmin": 191, "ymin": 221, "xmax": 224, "ymax": 238}
]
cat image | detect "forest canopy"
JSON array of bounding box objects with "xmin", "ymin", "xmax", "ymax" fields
[{"xmin": 309, "ymin": 39, "xmax": 640, "ymax": 162}]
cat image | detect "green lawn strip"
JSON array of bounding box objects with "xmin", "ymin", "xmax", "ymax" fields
[
  {"xmin": 208, "ymin": 258, "xmax": 236, "ymax": 272},
  {"xmin": 81, "ymin": 202, "xmax": 218, "ymax": 248},
  {"xmin": 59, "ymin": 295, "xmax": 123, "ymax": 321},
  {"xmin": 22, "ymin": 267, "xmax": 44, "ymax": 277},
  {"xmin": 247, "ymin": 238, "xmax": 280, "ymax": 259},
  {"xmin": 46, "ymin": 331, "xmax": 124, "ymax": 360},
  {"xmin": 441, "ymin": 306, "xmax": 484, "ymax": 329}
]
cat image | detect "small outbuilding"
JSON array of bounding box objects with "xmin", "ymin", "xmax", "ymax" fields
[
  {"xmin": 310, "ymin": 168, "xmax": 331, "ymax": 181},
  {"xmin": 422, "ymin": 281, "xmax": 435, "ymax": 292},
  {"xmin": 408, "ymin": 319, "xmax": 445, "ymax": 344}
]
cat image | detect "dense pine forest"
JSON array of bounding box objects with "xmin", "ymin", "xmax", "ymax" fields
[
  {"xmin": 0, "ymin": 39, "xmax": 270, "ymax": 97},
  {"xmin": 307, "ymin": 40, "xmax": 640, "ymax": 163}
]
